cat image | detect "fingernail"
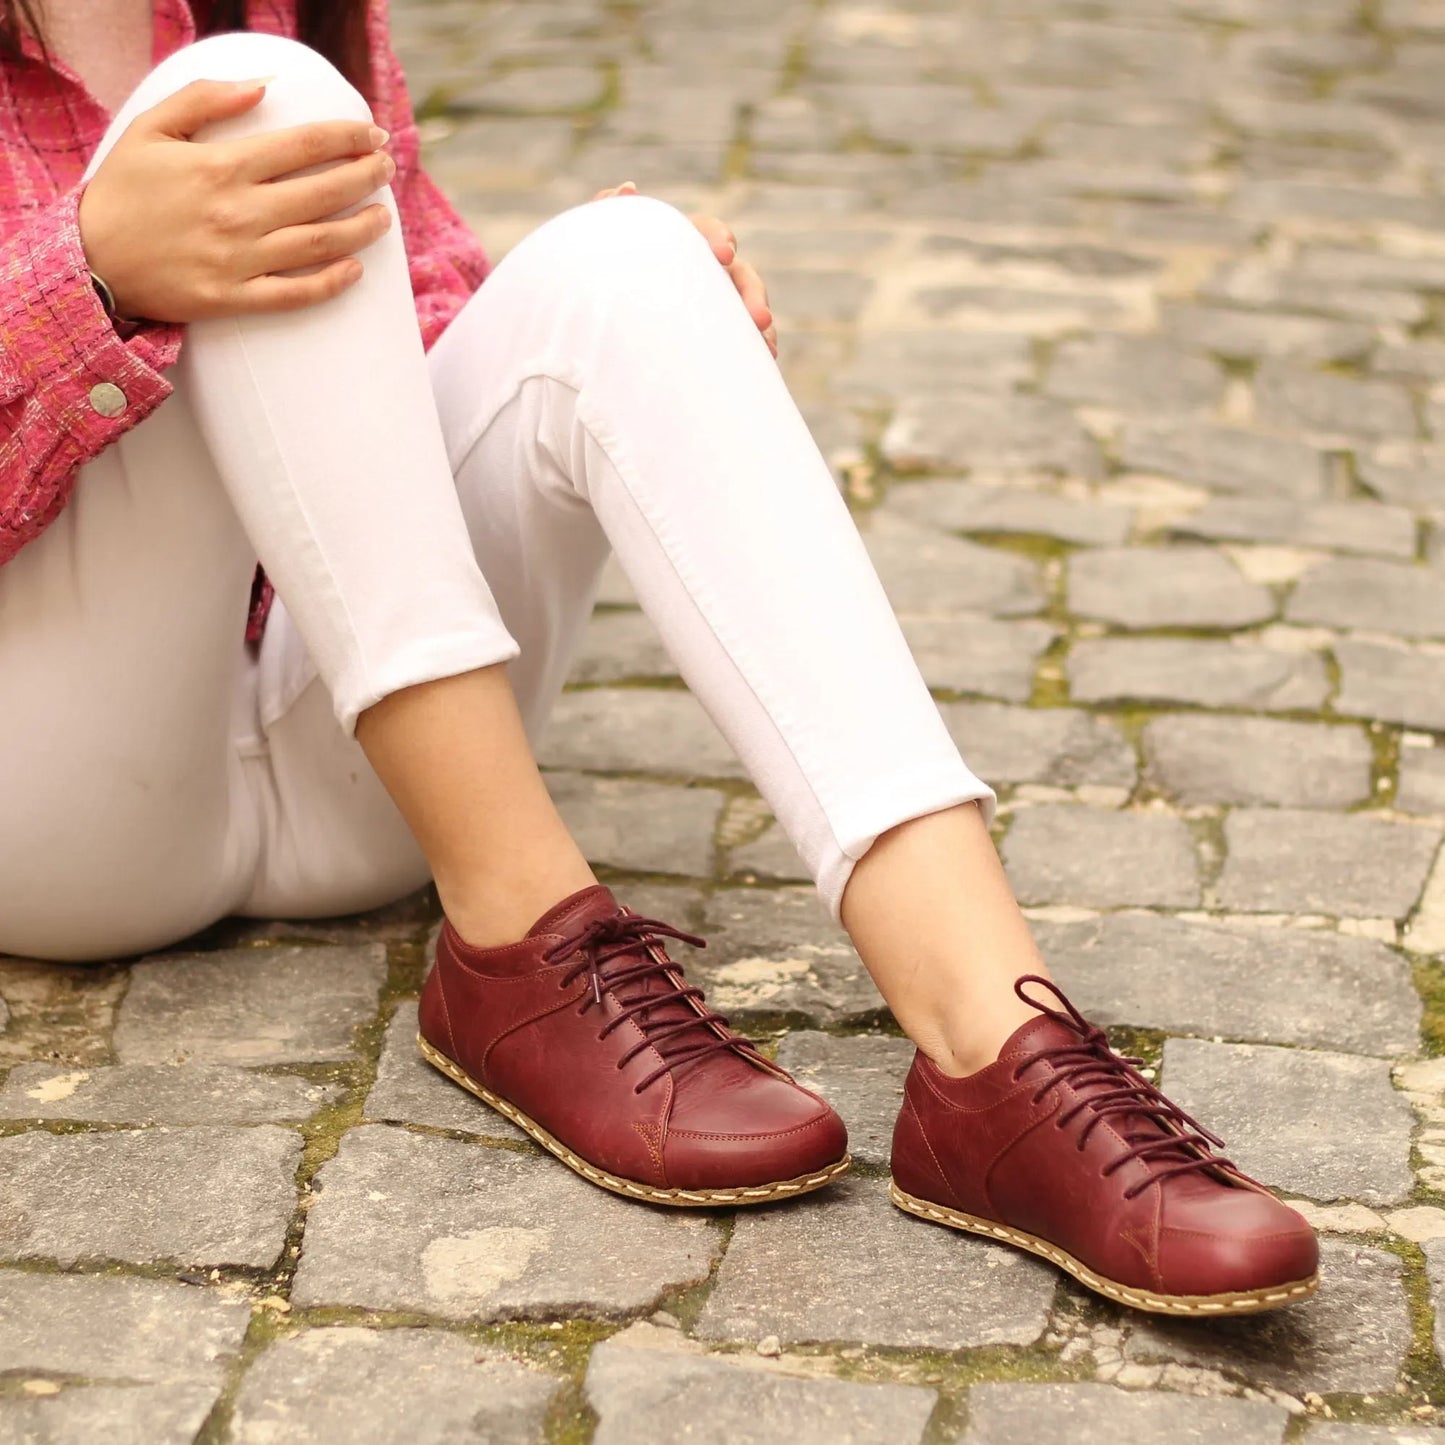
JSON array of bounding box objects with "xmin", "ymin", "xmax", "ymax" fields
[
  {"xmin": 237, "ymin": 75, "xmax": 275, "ymax": 88},
  {"xmin": 370, "ymin": 126, "xmax": 390, "ymax": 148},
  {"xmin": 620, "ymin": 180, "xmax": 638, "ymax": 191},
  {"xmin": 382, "ymin": 153, "xmax": 396, "ymax": 177}
]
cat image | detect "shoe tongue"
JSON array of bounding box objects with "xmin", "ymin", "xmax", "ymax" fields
[{"xmin": 525, "ymin": 884, "xmax": 620, "ymax": 939}]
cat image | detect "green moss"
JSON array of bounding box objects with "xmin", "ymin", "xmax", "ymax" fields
[
  {"xmin": 1367, "ymin": 724, "xmax": 1402, "ymax": 812},
  {"xmin": 1411, "ymin": 956, "xmax": 1445, "ymax": 1058}
]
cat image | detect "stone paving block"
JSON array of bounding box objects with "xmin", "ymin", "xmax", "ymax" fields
[
  {"xmin": 1045, "ymin": 334, "xmax": 1223, "ymax": 414},
  {"xmin": 546, "ymin": 773, "xmax": 722, "ymax": 877},
  {"xmin": 1216, "ymin": 809, "xmax": 1439, "ymax": 919},
  {"xmin": 1172, "ymin": 496, "xmax": 1418, "ymax": 559},
  {"xmin": 0, "ymin": 1126, "xmax": 302, "ymax": 1267},
  {"xmin": 882, "ymin": 393, "xmax": 1102, "ymax": 477},
  {"xmin": 1336, "ymin": 639, "xmax": 1445, "ymax": 732},
  {"xmin": 1396, "ymin": 746, "xmax": 1445, "ymax": 815},
  {"xmin": 0, "ymin": 1383, "xmax": 222, "ymax": 1445},
  {"xmin": 455, "ymin": 65, "xmax": 607, "ymax": 114},
  {"xmin": 0, "ymin": 1062, "xmax": 341, "ymax": 1125},
  {"xmin": 0, "ymin": 1270, "xmax": 249, "ymax": 1382},
  {"xmin": 229, "ymin": 1328, "xmax": 562, "ymax": 1445},
  {"xmin": 293, "ymin": 1126, "xmax": 717, "ymax": 1320},
  {"xmin": 1034, "ymin": 912, "xmax": 1421, "ymax": 1057},
  {"xmin": 1068, "ymin": 638, "xmax": 1330, "ymax": 711},
  {"xmin": 1119, "ymin": 420, "xmax": 1327, "ymax": 499},
  {"xmin": 1359, "ymin": 452, "xmax": 1445, "ymax": 511},
  {"xmin": 773, "ymin": 1033, "xmax": 913, "ymax": 1167},
  {"xmin": 1161, "ymin": 304, "xmax": 1373, "ymax": 364},
  {"xmin": 956, "ymin": 1383, "xmax": 1288, "ymax": 1444},
  {"xmin": 901, "ymin": 616, "xmax": 1059, "ymax": 702},
  {"xmin": 886, "ymin": 478, "xmax": 1132, "ymax": 548},
  {"xmin": 586, "ymin": 1330, "xmax": 937, "ymax": 1445},
  {"xmin": 1288, "ymin": 558, "xmax": 1445, "ymax": 640},
  {"xmin": 364, "ymin": 1002, "xmax": 526, "ymax": 1142},
  {"xmin": 1254, "ymin": 362, "xmax": 1418, "ymax": 442},
  {"xmin": 567, "ymin": 610, "xmax": 674, "ymax": 683},
  {"xmin": 1002, "ymin": 806, "xmax": 1200, "ymax": 908},
  {"xmin": 1424, "ymin": 1236, "xmax": 1445, "ymax": 1371},
  {"xmin": 728, "ymin": 823, "xmax": 807, "ymax": 882},
  {"xmin": 113, "ymin": 944, "xmax": 387, "ymax": 1067},
  {"xmin": 1143, "ymin": 715, "xmax": 1374, "ymax": 808},
  {"xmin": 695, "ymin": 1174, "xmax": 1056, "ymax": 1349},
  {"xmin": 835, "ymin": 332, "xmax": 1034, "ymax": 403},
  {"xmin": 1307, "ymin": 1427, "xmax": 1445, "ymax": 1443},
  {"xmin": 1204, "ymin": 261, "xmax": 1428, "ymax": 328},
  {"xmin": 862, "ymin": 515, "xmax": 1045, "ymax": 618},
  {"xmin": 696, "ymin": 889, "xmax": 879, "ymax": 1026},
  {"xmin": 1125, "ymin": 1241, "xmax": 1410, "ymax": 1395},
  {"xmin": 939, "ymin": 702, "xmax": 1137, "ymax": 791},
  {"xmin": 1069, "ymin": 546, "xmax": 1276, "ymax": 629},
  {"xmin": 539, "ymin": 688, "xmax": 743, "ymax": 779},
  {"xmin": 1161, "ymin": 1039, "xmax": 1414, "ymax": 1204}
]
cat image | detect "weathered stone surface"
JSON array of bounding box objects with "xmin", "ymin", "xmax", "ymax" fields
[
  {"xmin": 1119, "ymin": 421, "xmax": 1326, "ymax": 499},
  {"xmin": 1002, "ymin": 806, "xmax": 1200, "ymax": 908},
  {"xmin": 1035, "ymin": 913, "xmax": 1421, "ymax": 1057},
  {"xmin": 568, "ymin": 609, "xmax": 674, "ymax": 683},
  {"xmin": 1396, "ymin": 746, "xmax": 1445, "ymax": 815},
  {"xmin": 540, "ymin": 688, "xmax": 743, "ymax": 778},
  {"xmin": 0, "ymin": 1062, "xmax": 340, "ymax": 1125},
  {"xmin": 586, "ymin": 1329, "xmax": 937, "ymax": 1445},
  {"xmin": 1069, "ymin": 638, "xmax": 1330, "ymax": 711},
  {"xmin": 1335, "ymin": 639, "xmax": 1445, "ymax": 731},
  {"xmin": 773, "ymin": 1032, "xmax": 913, "ymax": 1166},
  {"xmin": 0, "ymin": 1383, "xmax": 222, "ymax": 1445},
  {"xmin": 1069, "ymin": 546, "xmax": 1275, "ymax": 629},
  {"xmin": 293, "ymin": 1126, "xmax": 717, "ymax": 1319},
  {"xmin": 1161, "ymin": 1039, "xmax": 1414, "ymax": 1204},
  {"xmin": 113, "ymin": 945, "xmax": 387, "ymax": 1066},
  {"xmin": 728, "ymin": 822, "xmax": 807, "ymax": 882},
  {"xmin": 695, "ymin": 889, "xmax": 879, "ymax": 1025},
  {"xmin": 1254, "ymin": 362, "xmax": 1417, "ymax": 441},
  {"xmin": 940, "ymin": 703, "xmax": 1137, "ymax": 790},
  {"xmin": 1172, "ymin": 496, "xmax": 1417, "ymax": 559},
  {"xmin": 1307, "ymin": 1428, "xmax": 1445, "ymax": 1444},
  {"xmin": 882, "ymin": 393, "xmax": 1102, "ymax": 477},
  {"xmin": 0, "ymin": 1126, "xmax": 301, "ymax": 1267},
  {"xmin": 957, "ymin": 1383, "xmax": 1288, "ymax": 1443},
  {"xmin": 696, "ymin": 1175, "xmax": 1056, "ymax": 1349},
  {"xmin": 1215, "ymin": 810, "xmax": 1439, "ymax": 918},
  {"xmin": 1162, "ymin": 304, "xmax": 1373, "ymax": 364},
  {"xmin": 1425, "ymin": 1237, "xmax": 1445, "ymax": 1370},
  {"xmin": 863, "ymin": 515, "xmax": 1045, "ymax": 618},
  {"xmin": 364, "ymin": 1002, "xmax": 525, "ymax": 1141},
  {"xmin": 1125, "ymin": 1241, "xmax": 1410, "ymax": 1395},
  {"xmin": 901, "ymin": 617, "xmax": 1058, "ymax": 702},
  {"xmin": 455, "ymin": 65, "xmax": 607, "ymax": 114},
  {"xmin": 836, "ymin": 332, "xmax": 1034, "ymax": 402},
  {"xmin": 1359, "ymin": 452, "xmax": 1445, "ymax": 511},
  {"xmin": 1289, "ymin": 558, "xmax": 1445, "ymax": 640},
  {"xmin": 1046, "ymin": 334, "xmax": 1223, "ymax": 413},
  {"xmin": 886, "ymin": 478, "xmax": 1131, "ymax": 548},
  {"xmin": 546, "ymin": 772, "xmax": 722, "ymax": 877},
  {"xmin": 1144, "ymin": 715, "xmax": 1374, "ymax": 808},
  {"xmin": 230, "ymin": 1328, "xmax": 562, "ymax": 1445}
]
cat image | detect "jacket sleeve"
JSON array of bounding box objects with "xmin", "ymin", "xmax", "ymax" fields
[
  {"xmin": 0, "ymin": 187, "xmax": 181, "ymax": 566},
  {"xmin": 370, "ymin": 28, "xmax": 491, "ymax": 351}
]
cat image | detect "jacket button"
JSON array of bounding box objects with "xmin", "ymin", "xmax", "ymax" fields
[{"xmin": 89, "ymin": 382, "xmax": 126, "ymax": 418}]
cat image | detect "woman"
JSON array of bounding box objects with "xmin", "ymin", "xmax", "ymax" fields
[{"xmin": 0, "ymin": 0, "xmax": 1318, "ymax": 1315}]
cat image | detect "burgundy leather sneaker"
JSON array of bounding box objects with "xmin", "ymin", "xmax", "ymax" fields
[
  {"xmin": 891, "ymin": 977, "xmax": 1319, "ymax": 1317},
  {"xmin": 417, "ymin": 884, "xmax": 850, "ymax": 1205}
]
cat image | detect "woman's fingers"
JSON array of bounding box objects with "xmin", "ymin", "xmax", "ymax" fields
[
  {"xmin": 689, "ymin": 212, "xmax": 737, "ymax": 264},
  {"xmin": 727, "ymin": 257, "xmax": 772, "ymax": 330},
  {"xmin": 254, "ymin": 204, "xmax": 392, "ymax": 275},
  {"xmin": 236, "ymin": 258, "xmax": 366, "ymax": 313},
  {"xmin": 232, "ymin": 119, "xmax": 388, "ymax": 183},
  {"xmin": 262, "ymin": 150, "xmax": 396, "ymax": 228},
  {"xmin": 592, "ymin": 181, "xmax": 639, "ymax": 201}
]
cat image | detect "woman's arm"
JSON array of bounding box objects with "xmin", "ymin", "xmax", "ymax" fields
[
  {"xmin": 0, "ymin": 188, "xmax": 181, "ymax": 566},
  {"xmin": 370, "ymin": 39, "xmax": 491, "ymax": 351}
]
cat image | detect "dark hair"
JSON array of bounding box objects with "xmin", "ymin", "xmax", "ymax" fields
[{"xmin": 1, "ymin": 0, "xmax": 372, "ymax": 95}]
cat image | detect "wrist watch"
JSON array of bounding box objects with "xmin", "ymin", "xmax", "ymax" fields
[{"xmin": 88, "ymin": 271, "xmax": 140, "ymax": 337}]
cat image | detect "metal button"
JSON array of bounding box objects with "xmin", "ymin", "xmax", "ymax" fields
[{"xmin": 88, "ymin": 382, "xmax": 126, "ymax": 418}]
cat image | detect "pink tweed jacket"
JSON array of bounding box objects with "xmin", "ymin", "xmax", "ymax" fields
[{"xmin": 0, "ymin": 0, "xmax": 491, "ymax": 637}]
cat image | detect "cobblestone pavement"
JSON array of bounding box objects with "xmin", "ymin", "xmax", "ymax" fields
[{"xmin": 11, "ymin": 0, "xmax": 1445, "ymax": 1440}]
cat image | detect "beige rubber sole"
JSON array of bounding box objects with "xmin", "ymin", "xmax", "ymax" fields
[
  {"xmin": 889, "ymin": 1181, "xmax": 1319, "ymax": 1317},
  {"xmin": 418, "ymin": 1034, "xmax": 851, "ymax": 1207}
]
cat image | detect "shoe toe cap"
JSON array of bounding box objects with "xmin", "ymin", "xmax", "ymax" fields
[{"xmin": 1157, "ymin": 1189, "xmax": 1320, "ymax": 1300}]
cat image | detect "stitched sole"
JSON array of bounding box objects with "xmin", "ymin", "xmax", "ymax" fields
[
  {"xmin": 889, "ymin": 1181, "xmax": 1318, "ymax": 1317},
  {"xmin": 417, "ymin": 1034, "xmax": 851, "ymax": 1207}
]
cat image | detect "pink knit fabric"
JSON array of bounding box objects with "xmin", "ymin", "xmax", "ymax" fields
[{"xmin": 0, "ymin": 0, "xmax": 491, "ymax": 639}]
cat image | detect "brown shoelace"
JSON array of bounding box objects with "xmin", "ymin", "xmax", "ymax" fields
[
  {"xmin": 543, "ymin": 911, "xmax": 766, "ymax": 1093},
  {"xmin": 1011, "ymin": 976, "xmax": 1241, "ymax": 1200}
]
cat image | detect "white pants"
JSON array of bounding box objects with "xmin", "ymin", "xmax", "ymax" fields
[{"xmin": 0, "ymin": 33, "xmax": 992, "ymax": 962}]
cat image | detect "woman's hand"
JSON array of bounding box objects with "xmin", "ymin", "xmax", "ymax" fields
[
  {"xmin": 79, "ymin": 79, "xmax": 395, "ymax": 323},
  {"xmin": 591, "ymin": 182, "xmax": 779, "ymax": 358}
]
